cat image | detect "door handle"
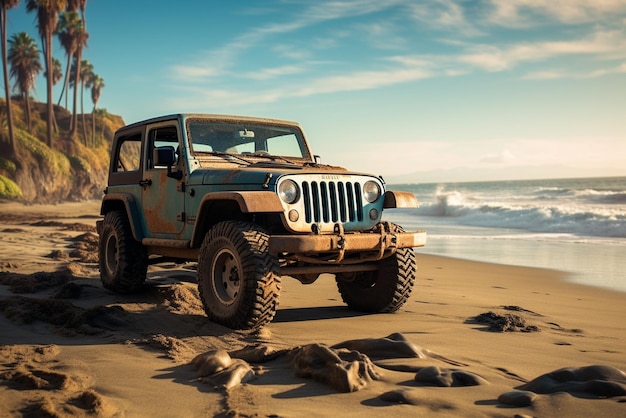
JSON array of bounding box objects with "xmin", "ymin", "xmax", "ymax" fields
[{"xmin": 139, "ymin": 179, "xmax": 152, "ymax": 188}]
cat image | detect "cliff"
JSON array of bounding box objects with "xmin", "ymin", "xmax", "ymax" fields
[{"xmin": 0, "ymin": 99, "xmax": 125, "ymax": 203}]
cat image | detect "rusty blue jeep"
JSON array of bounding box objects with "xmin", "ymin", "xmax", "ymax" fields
[{"xmin": 97, "ymin": 114, "xmax": 426, "ymax": 329}]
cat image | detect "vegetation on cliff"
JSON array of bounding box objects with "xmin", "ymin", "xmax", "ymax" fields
[{"xmin": 0, "ymin": 99, "xmax": 123, "ymax": 202}]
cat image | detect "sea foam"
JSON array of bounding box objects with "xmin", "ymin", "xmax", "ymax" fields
[{"xmin": 394, "ymin": 177, "xmax": 626, "ymax": 240}]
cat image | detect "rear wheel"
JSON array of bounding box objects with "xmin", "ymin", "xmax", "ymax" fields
[
  {"xmin": 197, "ymin": 221, "xmax": 281, "ymax": 329},
  {"xmin": 336, "ymin": 225, "xmax": 416, "ymax": 313},
  {"xmin": 99, "ymin": 211, "xmax": 148, "ymax": 293}
]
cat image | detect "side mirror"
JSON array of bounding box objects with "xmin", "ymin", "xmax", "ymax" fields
[
  {"xmin": 154, "ymin": 146, "xmax": 176, "ymax": 167},
  {"xmin": 154, "ymin": 146, "xmax": 183, "ymax": 179}
]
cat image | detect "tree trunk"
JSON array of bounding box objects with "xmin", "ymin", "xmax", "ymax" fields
[
  {"xmin": 58, "ymin": 52, "xmax": 72, "ymax": 108},
  {"xmin": 70, "ymin": 50, "xmax": 81, "ymax": 140},
  {"xmin": 81, "ymin": 82, "xmax": 87, "ymax": 145},
  {"xmin": 25, "ymin": 92, "xmax": 32, "ymax": 133},
  {"xmin": 1, "ymin": 8, "xmax": 16, "ymax": 157},
  {"xmin": 45, "ymin": 29, "xmax": 54, "ymax": 148},
  {"xmin": 91, "ymin": 108, "xmax": 95, "ymax": 146}
]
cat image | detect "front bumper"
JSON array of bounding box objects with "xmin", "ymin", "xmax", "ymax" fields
[{"xmin": 268, "ymin": 222, "xmax": 426, "ymax": 264}]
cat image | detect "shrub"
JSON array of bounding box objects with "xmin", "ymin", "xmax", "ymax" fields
[
  {"xmin": 0, "ymin": 175, "xmax": 23, "ymax": 199},
  {"xmin": 0, "ymin": 157, "xmax": 16, "ymax": 174}
]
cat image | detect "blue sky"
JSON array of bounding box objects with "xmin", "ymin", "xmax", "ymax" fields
[{"xmin": 5, "ymin": 0, "xmax": 626, "ymax": 182}]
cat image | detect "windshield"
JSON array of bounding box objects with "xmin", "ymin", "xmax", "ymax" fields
[{"xmin": 186, "ymin": 120, "xmax": 309, "ymax": 159}]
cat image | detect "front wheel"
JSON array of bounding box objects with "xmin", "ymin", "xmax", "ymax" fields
[
  {"xmin": 98, "ymin": 211, "xmax": 148, "ymax": 293},
  {"xmin": 197, "ymin": 221, "xmax": 281, "ymax": 329},
  {"xmin": 336, "ymin": 227, "xmax": 416, "ymax": 313}
]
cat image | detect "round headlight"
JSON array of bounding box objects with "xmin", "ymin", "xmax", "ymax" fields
[
  {"xmin": 363, "ymin": 181, "xmax": 381, "ymax": 203},
  {"xmin": 279, "ymin": 180, "xmax": 299, "ymax": 204}
]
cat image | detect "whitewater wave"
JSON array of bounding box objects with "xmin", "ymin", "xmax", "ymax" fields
[
  {"xmin": 534, "ymin": 187, "xmax": 626, "ymax": 205},
  {"xmin": 414, "ymin": 187, "xmax": 626, "ymax": 238}
]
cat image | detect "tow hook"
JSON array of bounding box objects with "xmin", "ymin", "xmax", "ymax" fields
[
  {"xmin": 333, "ymin": 223, "xmax": 346, "ymax": 262},
  {"xmin": 377, "ymin": 221, "xmax": 398, "ymax": 258}
]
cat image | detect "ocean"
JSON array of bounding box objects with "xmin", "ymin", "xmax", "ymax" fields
[{"xmin": 383, "ymin": 176, "xmax": 626, "ymax": 293}]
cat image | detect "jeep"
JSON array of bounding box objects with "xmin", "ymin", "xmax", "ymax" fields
[{"xmin": 97, "ymin": 114, "xmax": 426, "ymax": 329}]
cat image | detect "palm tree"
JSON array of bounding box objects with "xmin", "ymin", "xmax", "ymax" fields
[
  {"xmin": 56, "ymin": 10, "xmax": 81, "ymax": 109},
  {"xmin": 26, "ymin": 0, "xmax": 67, "ymax": 148},
  {"xmin": 46, "ymin": 57, "xmax": 62, "ymax": 133},
  {"xmin": 87, "ymin": 72, "xmax": 102, "ymax": 145},
  {"xmin": 69, "ymin": 57, "xmax": 90, "ymax": 143},
  {"xmin": 8, "ymin": 32, "xmax": 42, "ymax": 133},
  {"xmin": 0, "ymin": 0, "xmax": 20, "ymax": 158},
  {"xmin": 69, "ymin": 25, "xmax": 87, "ymax": 139},
  {"xmin": 66, "ymin": 1, "xmax": 90, "ymax": 140},
  {"xmin": 78, "ymin": 59, "xmax": 91, "ymax": 142},
  {"xmin": 95, "ymin": 106, "xmax": 106, "ymax": 138},
  {"xmin": 49, "ymin": 56, "xmax": 62, "ymax": 87},
  {"xmin": 68, "ymin": 0, "xmax": 87, "ymax": 28}
]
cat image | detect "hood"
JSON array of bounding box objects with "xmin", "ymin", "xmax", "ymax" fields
[{"xmin": 197, "ymin": 161, "xmax": 364, "ymax": 187}]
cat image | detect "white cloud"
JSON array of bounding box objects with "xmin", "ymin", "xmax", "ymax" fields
[
  {"xmin": 358, "ymin": 22, "xmax": 408, "ymax": 50},
  {"xmin": 272, "ymin": 44, "xmax": 312, "ymax": 60},
  {"xmin": 243, "ymin": 65, "xmax": 306, "ymax": 80},
  {"xmin": 169, "ymin": 64, "xmax": 433, "ymax": 109},
  {"xmin": 522, "ymin": 70, "xmax": 570, "ymax": 80},
  {"xmin": 408, "ymin": 0, "xmax": 483, "ymax": 36},
  {"xmin": 523, "ymin": 62, "xmax": 626, "ymax": 79},
  {"xmin": 457, "ymin": 29, "xmax": 626, "ymax": 71},
  {"xmin": 584, "ymin": 62, "xmax": 626, "ymax": 77},
  {"xmin": 488, "ymin": 0, "xmax": 626, "ymax": 26},
  {"xmin": 303, "ymin": 0, "xmax": 407, "ymax": 21},
  {"xmin": 170, "ymin": 65, "xmax": 221, "ymax": 79},
  {"xmin": 294, "ymin": 67, "xmax": 432, "ymax": 96},
  {"xmin": 457, "ymin": 46, "xmax": 511, "ymax": 71}
]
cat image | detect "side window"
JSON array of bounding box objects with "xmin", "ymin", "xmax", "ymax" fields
[
  {"xmin": 109, "ymin": 131, "xmax": 143, "ymax": 186},
  {"xmin": 147, "ymin": 125, "xmax": 179, "ymax": 169},
  {"xmin": 115, "ymin": 133, "xmax": 142, "ymax": 172}
]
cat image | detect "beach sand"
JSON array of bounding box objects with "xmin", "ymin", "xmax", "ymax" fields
[{"xmin": 1, "ymin": 201, "xmax": 625, "ymax": 417}]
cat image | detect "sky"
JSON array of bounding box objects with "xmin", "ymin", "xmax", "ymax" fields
[{"xmin": 5, "ymin": 0, "xmax": 626, "ymax": 183}]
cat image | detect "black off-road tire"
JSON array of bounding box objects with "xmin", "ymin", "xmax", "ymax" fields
[
  {"xmin": 197, "ymin": 221, "xmax": 281, "ymax": 330},
  {"xmin": 99, "ymin": 211, "xmax": 148, "ymax": 293},
  {"xmin": 336, "ymin": 225, "xmax": 416, "ymax": 313}
]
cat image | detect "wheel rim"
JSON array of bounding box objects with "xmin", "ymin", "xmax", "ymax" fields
[
  {"xmin": 342, "ymin": 271, "xmax": 377, "ymax": 288},
  {"xmin": 104, "ymin": 233, "xmax": 119, "ymax": 276},
  {"xmin": 210, "ymin": 248, "xmax": 242, "ymax": 305}
]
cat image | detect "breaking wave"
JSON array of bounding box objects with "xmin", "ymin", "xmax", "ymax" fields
[{"xmin": 413, "ymin": 183, "xmax": 626, "ymax": 239}]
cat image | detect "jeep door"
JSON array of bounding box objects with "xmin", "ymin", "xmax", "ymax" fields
[{"xmin": 141, "ymin": 122, "xmax": 185, "ymax": 237}]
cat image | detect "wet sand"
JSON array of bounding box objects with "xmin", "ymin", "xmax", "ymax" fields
[{"xmin": 1, "ymin": 201, "xmax": 625, "ymax": 417}]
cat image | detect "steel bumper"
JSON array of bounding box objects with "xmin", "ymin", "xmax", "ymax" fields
[{"xmin": 268, "ymin": 230, "xmax": 427, "ymax": 255}]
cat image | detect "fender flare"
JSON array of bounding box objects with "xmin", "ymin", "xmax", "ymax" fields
[
  {"xmin": 383, "ymin": 190, "xmax": 419, "ymax": 208},
  {"xmin": 198, "ymin": 191, "xmax": 284, "ymax": 213},
  {"xmin": 191, "ymin": 191, "xmax": 284, "ymax": 246},
  {"xmin": 100, "ymin": 193, "xmax": 145, "ymax": 241}
]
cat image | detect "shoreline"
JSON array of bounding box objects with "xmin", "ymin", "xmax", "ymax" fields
[{"xmin": 419, "ymin": 249, "xmax": 626, "ymax": 295}]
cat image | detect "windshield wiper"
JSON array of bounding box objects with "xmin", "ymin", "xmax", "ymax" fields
[
  {"xmin": 208, "ymin": 152, "xmax": 254, "ymax": 165},
  {"xmin": 241, "ymin": 152, "xmax": 298, "ymax": 165}
]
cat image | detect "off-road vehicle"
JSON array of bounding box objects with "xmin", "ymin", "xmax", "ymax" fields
[{"xmin": 97, "ymin": 114, "xmax": 426, "ymax": 329}]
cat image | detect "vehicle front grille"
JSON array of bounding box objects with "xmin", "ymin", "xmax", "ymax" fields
[{"xmin": 301, "ymin": 181, "xmax": 363, "ymax": 224}]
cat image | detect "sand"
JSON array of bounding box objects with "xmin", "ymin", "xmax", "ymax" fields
[{"xmin": 1, "ymin": 200, "xmax": 625, "ymax": 417}]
